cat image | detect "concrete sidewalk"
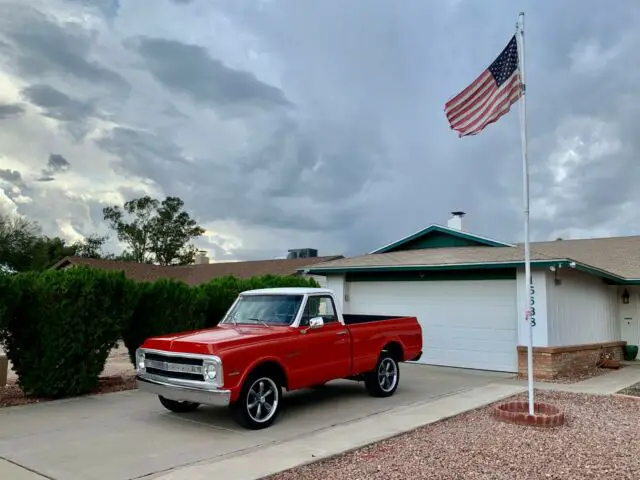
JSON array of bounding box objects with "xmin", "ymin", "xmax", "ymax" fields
[
  {"xmin": 504, "ymin": 361, "xmax": 640, "ymax": 395},
  {"xmin": 152, "ymin": 383, "xmax": 526, "ymax": 480},
  {"xmin": 0, "ymin": 459, "xmax": 48, "ymax": 480}
]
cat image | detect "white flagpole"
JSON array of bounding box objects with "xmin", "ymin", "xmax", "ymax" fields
[{"xmin": 516, "ymin": 12, "xmax": 534, "ymax": 415}]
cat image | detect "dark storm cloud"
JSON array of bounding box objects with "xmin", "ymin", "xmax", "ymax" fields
[
  {"xmin": 0, "ymin": 3, "xmax": 128, "ymax": 90},
  {"xmin": 47, "ymin": 153, "xmax": 71, "ymax": 173},
  {"xmin": 214, "ymin": 0, "xmax": 640, "ymax": 250},
  {"xmin": 0, "ymin": 168, "xmax": 23, "ymax": 186},
  {"xmin": 96, "ymin": 113, "xmax": 379, "ymax": 234},
  {"xmin": 36, "ymin": 153, "xmax": 71, "ymax": 182},
  {"xmin": 20, "ymin": 84, "xmax": 99, "ymax": 141},
  {"xmin": 1, "ymin": 0, "xmax": 640, "ymax": 258},
  {"xmin": 127, "ymin": 36, "xmax": 290, "ymax": 110},
  {"xmin": 21, "ymin": 85, "xmax": 95, "ymax": 122},
  {"xmin": 0, "ymin": 103, "xmax": 24, "ymax": 119}
]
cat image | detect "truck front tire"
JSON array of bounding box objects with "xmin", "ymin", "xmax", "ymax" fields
[
  {"xmin": 158, "ymin": 396, "xmax": 200, "ymax": 413},
  {"xmin": 365, "ymin": 352, "xmax": 400, "ymax": 398},
  {"xmin": 231, "ymin": 372, "xmax": 282, "ymax": 430}
]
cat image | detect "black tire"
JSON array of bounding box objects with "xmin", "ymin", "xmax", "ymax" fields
[
  {"xmin": 158, "ymin": 395, "xmax": 200, "ymax": 413},
  {"xmin": 365, "ymin": 352, "xmax": 400, "ymax": 398},
  {"xmin": 230, "ymin": 371, "xmax": 282, "ymax": 430}
]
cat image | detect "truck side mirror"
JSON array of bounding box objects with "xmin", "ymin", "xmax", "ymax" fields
[{"xmin": 309, "ymin": 317, "xmax": 324, "ymax": 329}]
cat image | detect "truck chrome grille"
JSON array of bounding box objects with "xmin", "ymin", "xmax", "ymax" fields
[{"xmin": 144, "ymin": 352, "xmax": 204, "ymax": 382}]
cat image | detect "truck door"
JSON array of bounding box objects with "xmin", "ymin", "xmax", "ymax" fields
[{"xmin": 295, "ymin": 294, "xmax": 351, "ymax": 386}]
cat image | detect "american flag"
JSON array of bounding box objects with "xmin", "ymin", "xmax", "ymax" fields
[{"xmin": 444, "ymin": 35, "xmax": 523, "ymax": 137}]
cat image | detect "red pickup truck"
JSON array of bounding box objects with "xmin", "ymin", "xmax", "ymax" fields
[{"xmin": 135, "ymin": 287, "xmax": 422, "ymax": 429}]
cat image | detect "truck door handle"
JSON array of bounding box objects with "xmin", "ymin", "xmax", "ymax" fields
[{"xmin": 337, "ymin": 331, "xmax": 347, "ymax": 336}]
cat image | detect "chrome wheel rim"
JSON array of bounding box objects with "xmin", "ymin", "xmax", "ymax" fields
[
  {"xmin": 378, "ymin": 358, "xmax": 398, "ymax": 392},
  {"xmin": 246, "ymin": 377, "xmax": 279, "ymax": 423}
]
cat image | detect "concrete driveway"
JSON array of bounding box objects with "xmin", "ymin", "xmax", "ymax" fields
[{"xmin": 0, "ymin": 365, "xmax": 511, "ymax": 480}]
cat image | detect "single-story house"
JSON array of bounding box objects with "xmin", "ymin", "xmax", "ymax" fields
[
  {"xmin": 52, "ymin": 251, "xmax": 342, "ymax": 287},
  {"xmin": 302, "ymin": 212, "xmax": 640, "ymax": 379}
]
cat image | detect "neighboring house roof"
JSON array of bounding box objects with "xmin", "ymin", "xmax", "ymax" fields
[
  {"xmin": 370, "ymin": 224, "xmax": 514, "ymax": 253},
  {"xmin": 302, "ymin": 229, "xmax": 640, "ymax": 284},
  {"xmin": 51, "ymin": 255, "xmax": 343, "ymax": 286}
]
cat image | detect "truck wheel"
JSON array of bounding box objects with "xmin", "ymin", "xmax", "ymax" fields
[
  {"xmin": 365, "ymin": 352, "xmax": 400, "ymax": 398},
  {"xmin": 231, "ymin": 373, "xmax": 282, "ymax": 430},
  {"xmin": 158, "ymin": 395, "xmax": 200, "ymax": 413}
]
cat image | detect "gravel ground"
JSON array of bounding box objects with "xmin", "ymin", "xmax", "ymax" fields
[{"xmin": 266, "ymin": 391, "xmax": 640, "ymax": 480}]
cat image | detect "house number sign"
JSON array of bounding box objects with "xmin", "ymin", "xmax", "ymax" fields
[{"xmin": 529, "ymin": 283, "xmax": 536, "ymax": 327}]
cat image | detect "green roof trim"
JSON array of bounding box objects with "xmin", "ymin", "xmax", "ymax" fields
[
  {"xmin": 370, "ymin": 224, "xmax": 513, "ymax": 254},
  {"xmin": 302, "ymin": 259, "xmax": 640, "ymax": 284},
  {"xmin": 304, "ymin": 259, "xmax": 565, "ymax": 274}
]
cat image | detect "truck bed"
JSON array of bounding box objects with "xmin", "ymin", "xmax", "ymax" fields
[{"xmin": 343, "ymin": 314, "xmax": 407, "ymax": 325}]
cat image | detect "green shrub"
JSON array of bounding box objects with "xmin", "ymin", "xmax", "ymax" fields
[
  {"xmin": 122, "ymin": 278, "xmax": 207, "ymax": 364},
  {"xmin": 0, "ymin": 273, "xmax": 15, "ymax": 332},
  {"xmin": 0, "ymin": 267, "xmax": 133, "ymax": 398}
]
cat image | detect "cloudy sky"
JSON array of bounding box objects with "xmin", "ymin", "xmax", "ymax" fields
[{"xmin": 0, "ymin": 0, "xmax": 638, "ymax": 261}]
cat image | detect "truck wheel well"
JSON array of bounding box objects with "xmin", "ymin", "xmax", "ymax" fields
[
  {"xmin": 249, "ymin": 361, "xmax": 288, "ymax": 390},
  {"xmin": 382, "ymin": 342, "xmax": 404, "ymax": 363}
]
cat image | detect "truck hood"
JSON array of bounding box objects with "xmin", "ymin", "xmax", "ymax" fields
[{"xmin": 141, "ymin": 324, "xmax": 293, "ymax": 356}]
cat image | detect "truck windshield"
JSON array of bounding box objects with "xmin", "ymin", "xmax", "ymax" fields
[{"xmin": 221, "ymin": 294, "xmax": 304, "ymax": 326}]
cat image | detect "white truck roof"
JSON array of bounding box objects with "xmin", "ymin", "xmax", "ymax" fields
[{"xmin": 241, "ymin": 287, "xmax": 334, "ymax": 296}]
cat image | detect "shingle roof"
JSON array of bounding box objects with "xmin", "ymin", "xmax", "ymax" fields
[
  {"xmin": 304, "ymin": 235, "xmax": 640, "ymax": 280},
  {"xmin": 303, "ymin": 246, "xmax": 558, "ymax": 270},
  {"xmin": 52, "ymin": 255, "xmax": 343, "ymax": 285},
  {"xmin": 527, "ymin": 236, "xmax": 640, "ymax": 279}
]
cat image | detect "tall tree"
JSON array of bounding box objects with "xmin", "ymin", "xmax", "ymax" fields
[
  {"xmin": 0, "ymin": 214, "xmax": 85, "ymax": 271},
  {"xmin": 103, "ymin": 195, "xmax": 205, "ymax": 265},
  {"xmin": 0, "ymin": 214, "xmax": 41, "ymax": 272},
  {"xmin": 73, "ymin": 234, "xmax": 109, "ymax": 259}
]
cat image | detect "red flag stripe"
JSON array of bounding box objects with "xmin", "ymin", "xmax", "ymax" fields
[
  {"xmin": 444, "ymin": 70, "xmax": 492, "ymax": 110},
  {"xmin": 445, "ymin": 76, "xmax": 495, "ymax": 123},
  {"xmin": 445, "ymin": 72, "xmax": 494, "ymax": 118},
  {"xmin": 451, "ymin": 73, "xmax": 521, "ymax": 132},
  {"xmin": 462, "ymin": 83, "xmax": 522, "ymax": 137},
  {"xmin": 461, "ymin": 76, "xmax": 522, "ymax": 135}
]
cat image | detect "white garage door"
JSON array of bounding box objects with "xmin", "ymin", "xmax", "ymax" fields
[{"xmin": 347, "ymin": 280, "xmax": 518, "ymax": 372}]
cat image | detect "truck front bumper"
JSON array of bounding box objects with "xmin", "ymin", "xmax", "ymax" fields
[{"xmin": 136, "ymin": 374, "xmax": 231, "ymax": 407}]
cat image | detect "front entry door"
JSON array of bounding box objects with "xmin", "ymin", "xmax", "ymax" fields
[
  {"xmin": 620, "ymin": 295, "xmax": 640, "ymax": 346},
  {"xmin": 622, "ymin": 317, "xmax": 640, "ymax": 346}
]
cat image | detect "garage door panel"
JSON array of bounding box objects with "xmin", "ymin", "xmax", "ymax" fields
[{"xmin": 348, "ymin": 280, "xmax": 518, "ymax": 372}]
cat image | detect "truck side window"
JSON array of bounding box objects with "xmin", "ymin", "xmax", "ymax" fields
[{"xmin": 300, "ymin": 295, "xmax": 338, "ymax": 326}]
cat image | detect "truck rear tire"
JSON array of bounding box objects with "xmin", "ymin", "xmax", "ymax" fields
[
  {"xmin": 365, "ymin": 352, "xmax": 400, "ymax": 398},
  {"xmin": 158, "ymin": 396, "xmax": 200, "ymax": 413},
  {"xmin": 230, "ymin": 372, "xmax": 282, "ymax": 430}
]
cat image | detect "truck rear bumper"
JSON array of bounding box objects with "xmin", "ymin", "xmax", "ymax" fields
[
  {"xmin": 136, "ymin": 374, "xmax": 231, "ymax": 407},
  {"xmin": 410, "ymin": 351, "xmax": 423, "ymax": 362}
]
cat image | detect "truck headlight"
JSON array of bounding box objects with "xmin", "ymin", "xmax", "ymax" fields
[
  {"xmin": 135, "ymin": 349, "xmax": 146, "ymax": 372},
  {"xmin": 202, "ymin": 358, "xmax": 223, "ymax": 387}
]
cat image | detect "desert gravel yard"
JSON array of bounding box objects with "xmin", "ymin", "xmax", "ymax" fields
[{"xmin": 267, "ymin": 391, "xmax": 640, "ymax": 480}]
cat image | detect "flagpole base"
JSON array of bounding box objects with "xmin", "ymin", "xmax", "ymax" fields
[{"xmin": 493, "ymin": 400, "xmax": 564, "ymax": 428}]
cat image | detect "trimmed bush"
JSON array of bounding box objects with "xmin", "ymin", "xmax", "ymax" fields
[
  {"xmin": 0, "ymin": 267, "xmax": 133, "ymax": 398},
  {"xmin": 0, "ymin": 272, "xmax": 17, "ymax": 333},
  {"xmin": 1, "ymin": 267, "xmax": 322, "ymax": 393},
  {"xmin": 122, "ymin": 278, "xmax": 207, "ymax": 364}
]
